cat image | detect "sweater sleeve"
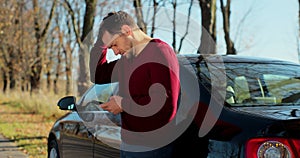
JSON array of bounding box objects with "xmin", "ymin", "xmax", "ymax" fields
[{"xmin": 89, "ymin": 41, "xmax": 118, "ymax": 84}]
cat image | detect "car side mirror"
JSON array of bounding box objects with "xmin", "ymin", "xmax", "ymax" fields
[{"xmin": 57, "ymin": 96, "xmax": 76, "ymax": 111}]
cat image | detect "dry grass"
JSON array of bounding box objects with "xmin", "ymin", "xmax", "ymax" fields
[
  {"xmin": 0, "ymin": 78, "xmax": 83, "ymax": 157},
  {"xmin": 0, "ymin": 91, "xmax": 68, "ymax": 118},
  {"xmin": 0, "ymin": 91, "xmax": 70, "ymax": 157}
]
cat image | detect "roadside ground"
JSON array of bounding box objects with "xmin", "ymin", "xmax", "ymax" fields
[{"xmin": 0, "ymin": 134, "xmax": 28, "ymax": 158}]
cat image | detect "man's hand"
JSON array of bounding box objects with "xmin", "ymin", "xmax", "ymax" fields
[{"xmin": 100, "ymin": 96, "xmax": 123, "ymax": 115}]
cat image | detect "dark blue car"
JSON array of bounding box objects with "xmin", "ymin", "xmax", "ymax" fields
[{"xmin": 48, "ymin": 54, "xmax": 300, "ymax": 158}]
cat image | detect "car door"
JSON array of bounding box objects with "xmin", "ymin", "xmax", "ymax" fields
[
  {"xmin": 60, "ymin": 114, "xmax": 94, "ymax": 157},
  {"xmin": 76, "ymin": 83, "xmax": 121, "ymax": 157},
  {"xmin": 93, "ymin": 111, "xmax": 121, "ymax": 158}
]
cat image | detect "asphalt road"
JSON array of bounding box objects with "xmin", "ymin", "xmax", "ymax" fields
[{"xmin": 0, "ymin": 134, "xmax": 28, "ymax": 158}]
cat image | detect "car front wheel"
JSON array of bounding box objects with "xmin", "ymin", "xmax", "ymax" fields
[{"xmin": 48, "ymin": 139, "xmax": 60, "ymax": 158}]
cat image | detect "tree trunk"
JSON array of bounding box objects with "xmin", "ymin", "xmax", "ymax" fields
[
  {"xmin": 45, "ymin": 36, "xmax": 55, "ymax": 91},
  {"xmin": 62, "ymin": 18, "xmax": 73, "ymax": 95},
  {"xmin": 46, "ymin": 70, "xmax": 51, "ymax": 90},
  {"xmin": 1, "ymin": 68, "xmax": 9, "ymax": 93},
  {"xmin": 220, "ymin": 0, "xmax": 236, "ymax": 55},
  {"xmin": 210, "ymin": 0, "xmax": 217, "ymax": 41},
  {"xmin": 64, "ymin": 48, "xmax": 72, "ymax": 95},
  {"xmin": 53, "ymin": 78, "xmax": 58, "ymax": 94},
  {"xmin": 150, "ymin": 0, "xmax": 158, "ymax": 37},
  {"xmin": 21, "ymin": 74, "xmax": 30, "ymax": 92},
  {"xmin": 172, "ymin": 0, "xmax": 177, "ymax": 51},
  {"xmin": 133, "ymin": 0, "xmax": 147, "ymax": 33},
  {"xmin": 65, "ymin": 65, "xmax": 71, "ymax": 95},
  {"xmin": 31, "ymin": 0, "xmax": 42, "ymax": 93},
  {"xmin": 77, "ymin": 0, "xmax": 96, "ymax": 96},
  {"xmin": 178, "ymin": 0, "xmax": 193, "ymax": 52},
  {"xmin": 198, "ymin": 0, "xmax": 217, "ymax": 54},
  {"xmin": 199, "ymin": 0, "xmax": 216, "ymax": 40},
  {"xmin": 63, "ymin": 0, "xmax": 96, "ymax": 95},
  {"xmin": 31, "ymin": 0, "xmax": 56, "ymax": 93},
  {"xmin": 54, "ymin": 50, "xmax": 61, "ymax": 94},
  {"xmin": 8, "ymin": 68, "xmax": 16, "ymax": 90},
  {"xmin": 298, "ymin": 0, "xmax": 300, "ymax": 58},
  {"xmin": 8, "ymin": 49, "xmax": 16, "ymax": 90}
]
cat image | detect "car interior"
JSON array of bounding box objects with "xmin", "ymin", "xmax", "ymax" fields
[{"xmin": 225, "ymin": 75, "xmax": 296, "ymax": 106}]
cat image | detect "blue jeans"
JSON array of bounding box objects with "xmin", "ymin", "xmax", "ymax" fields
[{"xmin": 120, "ymin": 143, "xmax": 174, "ymax": 158}]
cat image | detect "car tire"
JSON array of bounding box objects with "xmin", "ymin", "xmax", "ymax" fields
[{"xmin": 48, "ymin": 139, "xmax": 60, "ymax": 158}]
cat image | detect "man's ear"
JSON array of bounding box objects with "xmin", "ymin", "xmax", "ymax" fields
[{"xmin": 121, "ymin": 25, "xmax": 132, "ymax": 36}]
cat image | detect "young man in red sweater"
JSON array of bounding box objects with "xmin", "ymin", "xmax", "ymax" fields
[{"xmin": 90, "ymin": 11, "xmax": 180, "ymax": 158}]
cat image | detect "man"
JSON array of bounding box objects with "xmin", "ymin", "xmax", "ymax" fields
[{"xmin": 90, "ymin": 11, "xmax": 180, "ymax": 158}]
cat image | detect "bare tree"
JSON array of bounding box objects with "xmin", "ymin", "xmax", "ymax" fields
[
  {"xmin": 31, "ymin": 0, "xmax": 57, "ymax": 93},
  {"xmin": 134, "ymin": 0, "xmax": 147, "ymax": 33},
  {"xmin": 63, "ymin": 18, "xmax": 75, "ymax": 95},
  {"xmin": 231, "ymin": 0, "xmax": 258, "ymax": 54},
  {"xmin": 298, "ymin": 0, "xmax": 300, "ymax": 59},
  {"xmin": 0, "ymin": 1, "xmax": 26, "ymax": 92},
  {"xmin": 0, "ymin": 2, "xmax": 11, "ymax": 92},
  {"xmin": 178, "ymin": 0, "xmax": 193, "ymax": 52},
  {"xmin": 220, "ymin": 0, "xmax": 236, "ymax": 55},
  {"xmin": 64, "ymin": 0, "xmax": 97, "ymax": 96},
  {"xmin": 0, "ymin": 45, "xmax": 10, "ymax": 92},
  {"xmin": 53, "ymin": 44, "xmax": 62, "ymax": 94},
  {"xmin": 171, "ymin": 0, "xmax": 177, "ymax": 51},
  {"xmin": 144, "ymin": 0, "xmax": 197, "ymax": 53},
  {"xmin": 198, "ymin": 0, "xmax": 217, "ymax": 54},
  {"xmin": 1, "ymin": 69, "xmax": 8, "ymax": 93},
  {"xmin": 18, "ymin": 0, "xmax": 31, "ymax": 92},
  {"xmin": 45, "ymin": 36, "xmax": 55, "ymax": 90},
  {"xmin": 199, "ymin": 0, "xmax": 216, "ymax": 41},
  {"xmin": 150, "ymin": 0, "xmax": 158, "ymax": 37},
  {"xmin": 48, "ymin": 1, "xmax": 76, "ymax": 95}
]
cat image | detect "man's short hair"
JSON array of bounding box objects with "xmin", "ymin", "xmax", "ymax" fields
[{"xmin": 99, "ymin": 11, "xmax": 138, "ymax": 39}]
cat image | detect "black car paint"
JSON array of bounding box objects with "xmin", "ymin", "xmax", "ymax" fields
[{"xmin": 48, "ymin": 54, "xmax": 300, "ymax": 158}]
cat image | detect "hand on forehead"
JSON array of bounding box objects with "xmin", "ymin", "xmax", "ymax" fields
[
  {"xmin": 101, "ymin": 25, "xmax": 132, "ymax": 47},
  {"xmin": 102, "ymin": 31, "xmax": 119, "ymax": 48}
]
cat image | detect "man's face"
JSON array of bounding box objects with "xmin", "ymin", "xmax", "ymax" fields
[{"xmin": 102, "ymin": 30, "xmax": 133, "ymax": 58}]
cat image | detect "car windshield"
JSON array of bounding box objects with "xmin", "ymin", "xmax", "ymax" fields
[{"xmin": 224, "ymin": 62, "xmax": 300, "ymax": 106}]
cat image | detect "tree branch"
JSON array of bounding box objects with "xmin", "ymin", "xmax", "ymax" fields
[
  {"xmin": 63, "ymin": 0, "xmax": 83, "ymax": 47},
  {"xmin": 40, "ymin": 0, "xmax": 57, "ymax": 41},
  {"xmin": 178, "ymin": 0, "xmax": 193, "ymax": 52}
]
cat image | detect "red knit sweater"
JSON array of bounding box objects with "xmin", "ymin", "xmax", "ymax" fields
[{"xmin": 94, "ymin": 39, "xmax": 180, "ymax": 133}]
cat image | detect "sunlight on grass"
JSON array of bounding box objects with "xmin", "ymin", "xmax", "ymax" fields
[
  {"xmin": 0, "ymin": 91, "xmax": 68, "ymax": 119},
  {"xmin": 0, "ymin": 91, "xmax": 71, "ymax": 157},
  {"xmin": 0, "ymin": 122, "xmax": 51, "ymax": 158}
]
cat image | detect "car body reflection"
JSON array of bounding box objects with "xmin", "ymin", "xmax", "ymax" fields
[{"xmin": 48, "ymin": 54, "xmax": 300, "ymax": 158}]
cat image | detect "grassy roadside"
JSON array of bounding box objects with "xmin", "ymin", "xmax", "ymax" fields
[{"xmin": 0, "ymin": 91, "xmax": 68, "ymax": 158}]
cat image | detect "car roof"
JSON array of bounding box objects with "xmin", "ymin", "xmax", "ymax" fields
[{"xmin": 177, "ymin": 54, "xmax": 299, "ymax": 66}]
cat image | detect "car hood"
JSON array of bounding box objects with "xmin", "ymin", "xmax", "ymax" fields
[{"xmin": 233, "ymin": 106, "xmax": 300, "ymax": 120}]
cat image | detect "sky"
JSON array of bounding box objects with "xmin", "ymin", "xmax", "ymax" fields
[
  {"xmin": 101, "ymin": 0, "xmax": 300, "ymax": 63},
  {"xmin": 223, "ymin": 0, "xmax": 299, "ymax": 63}
]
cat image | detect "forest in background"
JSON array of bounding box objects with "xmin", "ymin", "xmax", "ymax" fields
[{"xmin": 0, "ymin": 0, "xmax": 299, "ymax": 97}]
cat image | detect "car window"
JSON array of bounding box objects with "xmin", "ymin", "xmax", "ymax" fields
[
  {"xmin": 233, "ymin": 76, "xmax": 250, "ymax": 104},
  {"xmin": 264, "ymin": 74, "xmax": 300, "ymax": 103},
  {"xmin": 226, "ymin": 63, "xmax": 300, "ymax": 106},
  {"xmin": 193, "ymin": 61, "xmax": 300, "ymax": 106}
]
